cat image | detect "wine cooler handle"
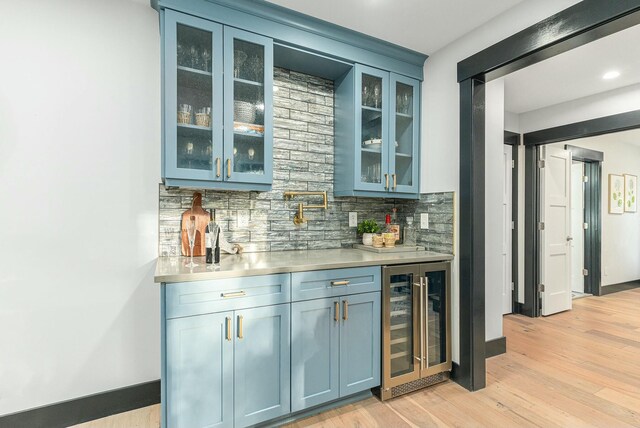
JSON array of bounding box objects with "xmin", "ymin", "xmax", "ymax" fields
[
  {"xmin": 419, "ymin": 276, "xmax": 425, "ymax": 367},
  {"xmin": 413, "ymin": 280, "xmax": 422, "ymax": 362}
]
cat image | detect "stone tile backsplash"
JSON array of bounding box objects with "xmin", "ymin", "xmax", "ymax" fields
[{"xmin": 158, "ymin": 68, "xmax": 453, "ymax": 256}]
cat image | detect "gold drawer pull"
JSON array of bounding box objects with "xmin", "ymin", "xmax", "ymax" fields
[
  {"xmin": 385, "ymin": 173, "xmax": 389, "ymax": 189},
  {"xmin": 227, "ymin": 158, "xmax": 231, "ymax": 178},
  {"xmin": 343, "ymin": 300, "xmax": 348, "ymax": 321},
  {"xmin": 392, "ymin": 173, "xmax": 397, "ymax": 190},
  {"xmin": 238, "ymin": 315, "xmax": 244, "ymax": 339},
  {"xmin": 225, "ymin": 317, "xmax": 231, "ymax": 341},
  {"xmin": 216, "ymin": 158, "xmax": 221, "ymax": 177},
  {"xmin": 334, "ymin": 301, "xmax": 339, "ymax": 322},
  {"xmin": 221, "ymin": 291, "xmax": 246, "ymax": 298},
  {"xmin": 331, "ymin": 280, "xmax": 350, "ymax": 286}
]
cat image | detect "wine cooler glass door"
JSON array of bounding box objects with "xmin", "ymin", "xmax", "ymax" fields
[
  {"xmin": 383, "ymin": 265, "xmax": 421, "ymax": 388},
  {"xmin": 420, "ymin": 263, "xmax": 452, "ymax": 376}
]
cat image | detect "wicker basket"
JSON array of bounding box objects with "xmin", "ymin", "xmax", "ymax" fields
[
  {"xmin": 177, "ymin": 111, "xmax": 192, "ymax": 125},
  {"xmin": 195, "ymin": 113, "xmax": 211, "ymax": 128},
  {"xmin": 372, "ymin": 234, "xmax": 384, "ymax": 248},
  {"xmin": 234, "ymin": 100, "xmax": 255, "ymax": 123}
]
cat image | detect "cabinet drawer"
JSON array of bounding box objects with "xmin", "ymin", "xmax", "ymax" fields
[
  {"xmin": 166, "ymin": 273, "xmax": 290, "ymax": 319},
  {"xmin": 292, "ymin": 266, "xmax": 380, "ymax": 301}
]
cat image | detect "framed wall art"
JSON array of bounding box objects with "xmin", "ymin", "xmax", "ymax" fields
[
  {"xmin": 624, "ymin": 174, "xmax": 637, "ymax": 213},
  {"xmin": 609, "ymin": 174, "xmax": 624, "ymax": 214}
]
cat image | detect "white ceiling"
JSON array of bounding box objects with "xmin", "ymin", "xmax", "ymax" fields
[
  {"xmin": 503, "ymin": 24, "xmax": 640, "ymax": 114},
  {"xmin": 266, "ymin": 0, "xmax": 524, "ymax": 55}
]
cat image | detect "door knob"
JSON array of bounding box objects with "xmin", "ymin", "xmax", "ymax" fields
[{"xmin": 566, "ymin": 236, "xmax": 573, "ymax": 242}]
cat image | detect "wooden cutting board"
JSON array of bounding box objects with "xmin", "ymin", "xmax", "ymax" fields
[{"xmin": 181, "ymin": 192, "xmax": 210, "ymax": 257}]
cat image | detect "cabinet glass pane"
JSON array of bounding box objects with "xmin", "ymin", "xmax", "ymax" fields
[
  {"xmin": 176, "ymin": 24, "xmax": 214, "ymax": 171},
  {"xmin": 425, "ymin": 270, "xmax": 447, "ymax": 366},
  {"xmin": 395, "ymin": 82, "xmax": 413, "ymax": 187},
  {"xmin": 233, "ymin": 39, "xmax": 265, "ymax": 175},
  {"xmin": 389, "ymin": 273, "xmax": 415, "ymax": 378},
  {"xmin": 361, "ymin": 74, "xmax": 383, "ymax": 184}
]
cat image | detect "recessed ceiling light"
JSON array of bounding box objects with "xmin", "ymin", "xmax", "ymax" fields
[{"xmin": 603, "ymin": 70, "xmax": 620, "ymax": 80}]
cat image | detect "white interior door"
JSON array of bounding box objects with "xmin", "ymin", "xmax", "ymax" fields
[
  {"xmin": 502, "ymin": 145, "xmax": 513, "ymax": 314},
  {"xmin": 539, "ymin": 146, "xmax": 572, "ymax": 316},
  {"xmin": 571, "ymin": 161, "xmax": 585, "ymax": 294}
]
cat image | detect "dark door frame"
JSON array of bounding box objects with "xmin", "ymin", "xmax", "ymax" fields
[
  {"xmin": 522, "ymin": 110, "xmax": 640, "ymax": 315},
  {"xmin": 456, "ymin": 1, "xmax": 640, "ymax": 391},
  {"xmin": 504, "ymin": 131, "xmax": 520, "ymax": 315}
]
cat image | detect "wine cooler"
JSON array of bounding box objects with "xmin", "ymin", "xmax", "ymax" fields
[{"xmin": 378, "ymin": 262, "xmax": 451, "ymax": 400}]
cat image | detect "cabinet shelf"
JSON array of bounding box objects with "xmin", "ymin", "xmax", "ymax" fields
[
  {"xmin": 362, "ymin": 105, "xmax": 383, "ymax": 113},
  {"xmin": 361, "ymin": 147, "xmax": 382, "ymax": 155},
  {"xmin": 177, "ymin": 65, "xmax": 213, "ymax": 77},
  {"xmin": 395, "ymin": 152, "xmax": 412, "ymax": 158},
  {"xmin": 234, "ymin": 77, "xmax": 264, "ymax": 87},
  {"xmin": 395, "ymin": 112, "xmax": 413, "ymax": 119},
  {"xmin": 178, "ymin": 123, "xmax": 212, "ymax": 132}
]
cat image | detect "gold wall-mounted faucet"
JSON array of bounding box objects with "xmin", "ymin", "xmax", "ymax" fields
[{"xmin": 283, "ymin": 191, "xmax": 328, "ymax": 225}]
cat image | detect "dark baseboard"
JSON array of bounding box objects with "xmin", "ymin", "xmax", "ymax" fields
[
  {"xmin": 601, "ymin": 280, "xmax": 640, "ymax": 295},
  {"xmin": 0, "ymin": 380, "xmax": 160, "ymax": 428},
  {"xmin": 485, "ymin": 336, "xmax": 507, "ymax": 358}
]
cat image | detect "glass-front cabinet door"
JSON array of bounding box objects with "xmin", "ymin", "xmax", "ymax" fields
[
  {"xmin": 164, "ymin": 10, "xmax": 223, "ymax": 181},
  {"xmin": 419, "ymin": 262, "xmax": 452, "ymax": 376},
  {"xmin": 224, "ymin": 28, "xmax": 273, "ymax": 185},
  {"xmin": 389, "ymin": 74, "xmax": 420, "ymax": 195},
  {"xmin": 383, "ymin": 265, "xmax": 421, "ymax": 388},
  {"xmin": 355, "ymin": 65, "xmax": 389, "ymax": 192}
]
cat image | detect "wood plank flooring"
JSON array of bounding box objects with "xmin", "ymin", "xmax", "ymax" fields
[{"xmin": 71, "ymin": 288, "xmax": 640, "ymax": 428}]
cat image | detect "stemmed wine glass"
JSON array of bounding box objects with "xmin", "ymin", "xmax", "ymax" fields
[{"xmin": 186, "ymin": 215, "xmax": 198, "ymax": 268}]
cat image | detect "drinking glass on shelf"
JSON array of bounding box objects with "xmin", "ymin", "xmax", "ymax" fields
[
  {"xmin": 403, "ymin": 93, "xmax": 410, "ymax": 115},
  {"xmin": 202, "ymin": 48, "xmax": 211, "ymax": 72},
  {"xmin": 362, "ymin": 86, "xmax": 370, "ymax": 107},
  {"xmin": 374, "ymin": 84, "xmax": 381, "ymax": 109},
  {"xmin": 234, "ymin": 50, "xmax": 248, "ymax": 78},
  {"xmin": 177, "ymin": 42, "xmax": 185, "ymax": 66},
  {"xmin": 190, "ymin": 46, "xmax": 199, "ymax": 69},
  {"xmin": 185, "ymin": 216, "xmax": 198, "ymax": 268}
]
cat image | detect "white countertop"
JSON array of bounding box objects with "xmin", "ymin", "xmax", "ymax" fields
[{"xmin": 155, "ymin": 248, "xmax": 453, "ymax": 283}]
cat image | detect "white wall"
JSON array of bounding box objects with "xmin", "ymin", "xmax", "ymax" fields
[
  {"xmin": 420, "ymin": 0, "xmax": 580, "ymax": 359},
  {"xmin": 485, "ymin": 80, "xmax": 505, "ymax": 340},
  {"xmin": 519, "ymin": 83, "xmax": 640, "ymax": 133},
  {"xmin": 0, "ymin": 0, "xmax": 160, "ymax": 415},
  {"xmin": 552, "ymin": 136, "xmax": 640, "ymax": 286}
]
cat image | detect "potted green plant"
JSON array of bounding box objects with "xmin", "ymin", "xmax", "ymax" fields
[{"xmin": 357, "ymin": 219, "xmax": 380, "ymax": 246}]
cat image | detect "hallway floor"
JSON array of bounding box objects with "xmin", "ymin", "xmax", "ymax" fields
[{"xmin": 73, "ymin": 288, "xmax": 640, "ymax": 428}]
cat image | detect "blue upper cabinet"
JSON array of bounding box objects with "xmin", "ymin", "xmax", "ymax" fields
[
  {"xmin": 162, "ymin": 10, "xmax": 273, "ymax": 191},
  {"xmin": 163, "ymin": 10, "xmax": 223, "ymax": 184},
  {"xmin": 335, "ymin": 65, "xmax": 420, "ymax": 199},
  {"xmin": 223, "ymin": 28, "xmax": 273, "ymax": 186}
]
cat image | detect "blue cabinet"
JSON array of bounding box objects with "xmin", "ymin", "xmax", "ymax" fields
[
  {"xmin": 339, "ymin": 292, "xmax": 381, "ymax": 396},
  {"xmin": 291, "ymin": 298, "xmax": 340, "ymax": 412},
  {"xmin": 166, "ymin": 312, "xmax": 233, "ymax": 428},
  {"xmin": 234, "ymin": 304, "xmax": 290, "ymax": 427},
  {"xmin": 291, "ymin": 291, "xmax": 381, "ymax": 413},
  {"xmin": 335, "ymin": 64, "xmax": 420, "ymax": 199},
  {"xmin": 161, "ymin": 10, "xmax": 273, "ymax": 190}
]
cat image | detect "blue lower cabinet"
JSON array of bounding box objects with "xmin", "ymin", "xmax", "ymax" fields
[
  {"xmin": 291, "ymin": 292, "xmax": 381, "ymax": 412},
  {"xmin": 234, "ymin": 304, "xmax": 291, "ymax": 427},
  {"xmin": 291, "ymin": 298, "xmax": 340, "ymax": 412},
  {"xmin": 340, "ymin": 292, "xmax": 381, "ymax": 396},
  {"xmin": 166, "ymin": 312, "xmax": 234, "ymax": 428}
]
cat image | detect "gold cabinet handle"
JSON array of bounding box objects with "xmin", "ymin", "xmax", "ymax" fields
[
  {"xmin": 334, "ymin": 301, "xmax": 339, "ymax": 322},
  {"xmin": 226, "ymin": 317, "xmax": 231, "ymax": 341},
  {"xmin": 343, "ymin": 300, "xmax": 348, "ymax": 321},
  {"xmin": 216, "ymin": 158, "xmax": 221, "ymax": 177},
  {"xmin": 384, "ymin": 173, "xmax": 389, "ymax": 189},
  {"xmin": 227, "ymin": 158, "xmax": 231, "ymax": 178},
  {"xmin": 238, "ymin": 315, "xmax": 243, "ymax": 339},
  {"xmin": 331, "ymin": 280, "xmax": 350, "ymax": 286},
  {"xmin": 392, "ymin": 173, "xmax": 397, "ymax": 190},
  {"xmin": 221, "ymin": 291, "xmax": 246, "ymax": 298}
]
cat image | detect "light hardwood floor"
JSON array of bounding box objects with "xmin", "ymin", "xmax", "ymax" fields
[{"xmin": 72, "ymin": 288, "xmax": 640, "ymax": 428}]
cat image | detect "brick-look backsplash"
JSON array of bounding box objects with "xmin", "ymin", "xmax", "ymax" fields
[{"xmin": 158, "ymin": 68, "xmax": 454, "ymax": 256}]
